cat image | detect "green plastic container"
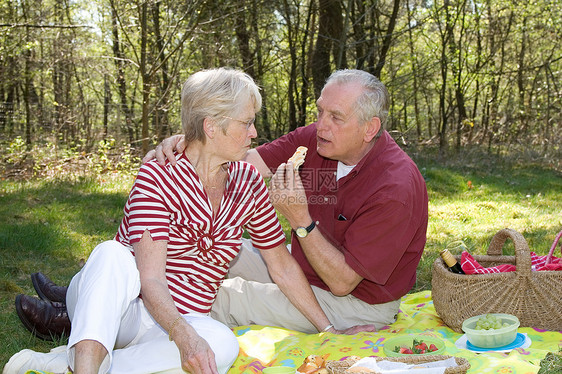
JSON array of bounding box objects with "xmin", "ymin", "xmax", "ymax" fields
[
  {"xmin": 462, "ymin": 313, "xmax": 520, "ymax": 348},
  {"xmin": 383, "ymin": 335, "xmax": 446, "ymax": 357}
]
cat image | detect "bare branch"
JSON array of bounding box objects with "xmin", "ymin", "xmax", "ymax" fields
[{"xmin": 0, "ymin": 23, "xmax": 90, "ymax": 29}]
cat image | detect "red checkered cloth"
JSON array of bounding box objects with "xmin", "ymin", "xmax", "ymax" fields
[{"xmin": 461, "ymin": 251, "xmax": 562, "ymax": 274}]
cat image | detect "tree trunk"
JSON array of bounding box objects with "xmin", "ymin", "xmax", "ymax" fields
[
  {"xmin": 516, "ymin": 17, "xmax": 527, "ymax": 139},
  {"xmin": 1, "ymin": 56, "xmax": 17, "ymax": 135},
  {"xmin": 469, "ymin": 2, "xmax": 484, "ymax": 146},
  {"xmin": 352, "ymin": 0, "xmax": 366, "ymax": 70},
  {"xmin": 487, "ymin": 9, "xmax": 513, "ymax": 153},
  {"xmin": 24, "ymin": 47, "xmax": 32, "ymax": 148},
  {"xmin": 110, "ymin": 0, "xmax": 134, "ymax": 144},
  {"xmin": 373, "ymin": 0, "xmax": 400, "ymax": 78},
  {"xmin": 235, "ymin": 0, "xmax": 255, "ymax": 77},
  {"xmin": 312, "ymin": 0, "xmax": 342, "ymax": 97},
  {"xmin": 282, "ymin": 0, "xmax": 298, "ymax": 131},
  {"xmin": 335, "ymin": 0, "xmax": 349, "ymax": 70},
  {"xmin": 450, "ymin": 0, "xmax": 468, "ymax": 151},
  {"xmin": 299, "ymin": 0, "xmax": 316, "ymax": 127},
  {"xmin": 438, "ymin": 0, "xmax": 451, "ymax": 155},
  {"xmin": 152, "ymin": 1, "xmax": 170, "ymax": 141},
  {"xmin": 406, "ymin": 0, "xmax": 421, "ymax": 139},
  {"xmin": 250, "ymin": 0, "xmax": 271, "ymax": 141},
  {"xmin": 103, "ymin": 74, "xmax": 110, "ymax": 138},
  {"xmin": 140, "ymin": 1, "xmax": 150, "ymax": 154}
]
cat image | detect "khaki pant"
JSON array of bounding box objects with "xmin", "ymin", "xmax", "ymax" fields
[{"xmin": 211, "ymin": 239, "xmax": 400, "ymax": 333}]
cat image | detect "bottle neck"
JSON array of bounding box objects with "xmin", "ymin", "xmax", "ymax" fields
[{"xmin": 440, "ymin": 249, "xmax": 458, "ymax": 267}]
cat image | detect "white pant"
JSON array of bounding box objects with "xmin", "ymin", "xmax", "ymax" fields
[
  {"xmin": 211, "ymin": 239, "xmax": 400, "ymax": 333},
  {"xmin": 66, "ymin": 240, "xmax": 239, "ymax": 374}
]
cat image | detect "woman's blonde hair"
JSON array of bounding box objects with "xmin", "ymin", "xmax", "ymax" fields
[{"xmin": 181, "ymin": 68, "xmax": 261, "ymax": 143}]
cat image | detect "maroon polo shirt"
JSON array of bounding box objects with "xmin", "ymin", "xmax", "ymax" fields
[{"xmin": 256, "ymin": 123, "xmax": 428, "ymax": 304}]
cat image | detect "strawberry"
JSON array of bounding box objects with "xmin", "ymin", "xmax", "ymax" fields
[
  {"xmin": 399, "ymin": 347, "xmax": 414, "ymax": 354},
  {"xmin": 393, "ymin": 339, "xmax": 437, "ymax": 355}
]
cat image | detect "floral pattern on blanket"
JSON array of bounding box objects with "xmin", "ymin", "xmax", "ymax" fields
[{"xmin": 230, "ymin": 291, "xmax": 562, "ymax": 373}]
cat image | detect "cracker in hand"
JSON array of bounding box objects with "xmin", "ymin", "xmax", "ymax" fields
[{"xmin": 288, "ymin": 146, "xmax": 308, "ymax": 170}]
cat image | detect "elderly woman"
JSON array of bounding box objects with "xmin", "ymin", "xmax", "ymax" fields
[{"xmin": 7, "ymin": 68, "xmax": 337, "ymax": 374}]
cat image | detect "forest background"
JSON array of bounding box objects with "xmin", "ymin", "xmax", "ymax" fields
[{"xmin": 1, "ymin": 0, "xmax": 561, "ymax": 175}]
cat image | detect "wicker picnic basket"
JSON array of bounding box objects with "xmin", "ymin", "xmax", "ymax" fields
[
  {"xmin": 326, "ymin": 355, "xmax": 470, "ymax": 374},
  {"xmin": 432, "ymin": 228, "xmax": 562, "ymax": 333}
]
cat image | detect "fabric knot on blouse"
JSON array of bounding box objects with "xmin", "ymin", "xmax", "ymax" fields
[{"xmin": 197, "ymin": 233, "xmax": 214, "ymax": 253}]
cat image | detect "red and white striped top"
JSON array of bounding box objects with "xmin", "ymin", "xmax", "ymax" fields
[{"xmin": 115, "ymin": 152, "xmax": 285, "ymax": 314}]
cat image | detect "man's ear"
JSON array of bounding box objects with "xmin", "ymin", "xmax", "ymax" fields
[
  {"xmin": 364, "ymin": 116, "xmax": 381, "ymax": 142},
  {"xmin": 203, "ymin": 117, "xmax": 216, "ymax": 138}
]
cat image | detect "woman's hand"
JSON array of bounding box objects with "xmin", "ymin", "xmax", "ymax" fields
[{"xmin": 173, "ymin": 324, "xmax": 219, "ymax": 374}]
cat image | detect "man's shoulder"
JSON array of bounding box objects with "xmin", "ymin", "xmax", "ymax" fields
[
  {"xmin": 364, "ymin": 133, "xmax": 417, "ymax": 172},
  {"xmin": 360, "ymin": 134, "xmax": 426, "ymax": 198}
]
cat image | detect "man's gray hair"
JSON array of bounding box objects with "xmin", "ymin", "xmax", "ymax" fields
[
  {"xmin": 325, "ymin": 69, "xmax": 389, "ymax": 137},
  {"xmin": 181, "ymin": 68, "xmax": 261, "ymax": 144}
]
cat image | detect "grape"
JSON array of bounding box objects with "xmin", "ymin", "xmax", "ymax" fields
[{"xmin": 474, "ymin": 314, "xmax": 507, "ymax": 331}]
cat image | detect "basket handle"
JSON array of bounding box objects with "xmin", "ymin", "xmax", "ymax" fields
[
  {"xmin": 545, "ymin": 229, "xmax": 562, "ymax": 265},
  {"xmin": 486, "ymin": 228, "xmax": 532, "ymax": 277}
]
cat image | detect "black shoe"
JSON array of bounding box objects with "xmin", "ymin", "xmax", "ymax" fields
[
  {"xmin": 15, "ymin": 294, "xmax": 71, "ymax": 341},
  {"xmin": 31, "ymin": 272, "xmax": 68, "ymax": 304}
]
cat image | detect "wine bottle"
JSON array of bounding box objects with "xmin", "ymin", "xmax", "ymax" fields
[{"xmin": 439, "ymin": 249, "xmax": 465, "ymax": 274}]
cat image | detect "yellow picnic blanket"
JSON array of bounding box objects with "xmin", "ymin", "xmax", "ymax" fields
[
  {"xmin": 229, "ymin": 291, "xmax": 562, "ymax": 373},
  {"xmin": 24, "ymin": 291, "xmax": 561, "ymax": 374}
]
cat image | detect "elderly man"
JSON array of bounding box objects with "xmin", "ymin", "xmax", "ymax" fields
[{"xmin": 25, "ymin": 69, "xmax": 428, "ymax": 337}]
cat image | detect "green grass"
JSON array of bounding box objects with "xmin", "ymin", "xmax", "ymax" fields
[
  {"xmin": 0, "ymin": 173, "xmax": 136, "ymax": 368},
  {"xmin": 1, "ymin": 150, "xmax": 561, "ymax": 368}
]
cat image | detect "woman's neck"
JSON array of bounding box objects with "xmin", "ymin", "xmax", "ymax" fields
[{"xmin": 184, "ymin": 144, "xmax": 228, "ymax": 188}]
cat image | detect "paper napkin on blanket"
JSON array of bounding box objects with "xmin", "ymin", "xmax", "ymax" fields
[{"xmin": 347, "ymin": 356, "xmax": 458, "ymax": 374}]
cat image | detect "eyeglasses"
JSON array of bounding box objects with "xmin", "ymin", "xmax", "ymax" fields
[{"xmin": 222, "ymin": 115, "xmax": 255, "ymax": 130}]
